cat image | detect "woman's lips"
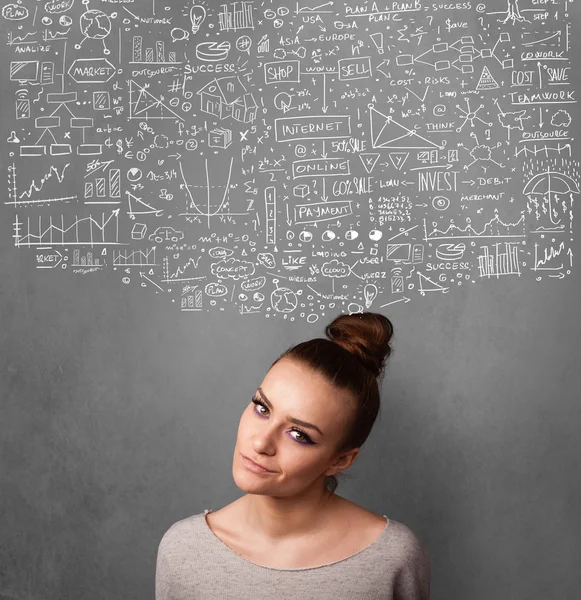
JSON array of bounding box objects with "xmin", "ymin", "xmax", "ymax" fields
[{"xmin": 241, "ymin": 454, "xmax": 276, "ymax": 473}]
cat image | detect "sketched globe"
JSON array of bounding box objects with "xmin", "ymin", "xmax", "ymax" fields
[
  {"xmin": 270, "ymin": 287, "xmax": 297, "ymax": 313},
  {"xmin": 80, "ymin": 10, "xmax": 111, "ymax": 39}
]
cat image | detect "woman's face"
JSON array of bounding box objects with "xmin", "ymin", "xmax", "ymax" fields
[{"xmin": 232, "ymin": 357, "xmax": 358, "ymax": 495}]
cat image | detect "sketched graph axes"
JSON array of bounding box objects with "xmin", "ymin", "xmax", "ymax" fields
[{"xmin": 178, "ymin": 157, "xmax": 247, "ymax": 226}]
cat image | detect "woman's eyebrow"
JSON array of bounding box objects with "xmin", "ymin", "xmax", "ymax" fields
[{"xmin": 257, "ymin": 387, "xmax": 324, "ymax": 436}]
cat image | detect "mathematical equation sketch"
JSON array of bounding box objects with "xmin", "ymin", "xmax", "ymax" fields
[{"xmin": 2, "ymin": 0, "xmax": 579, "ymax": 321}]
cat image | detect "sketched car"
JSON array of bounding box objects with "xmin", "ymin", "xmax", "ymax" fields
[{"xmin": 148, "ymin": 227, "xmax": 184, "ymax": 243}]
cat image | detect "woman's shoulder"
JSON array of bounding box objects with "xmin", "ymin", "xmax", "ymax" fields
[
  {"xmin": 380, "ymin": 519, "xmax": 431, "ymax": 598},
  {"xmin": 383, "ymin": 518, "xmax": 429, "ymax": 558},
  {"xmin": 158, "ymin": 510, "xmax": 209, "ymax": 551}
]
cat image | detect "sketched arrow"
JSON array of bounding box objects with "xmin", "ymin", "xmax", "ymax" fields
[{"xmin": 380, "ymin": 296, "xmax": 411, "ymax": 307}]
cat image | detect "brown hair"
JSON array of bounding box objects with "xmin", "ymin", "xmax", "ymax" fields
[{"xmin": 269, "ymin": 312, "xmax": 394, "ymax": 492}]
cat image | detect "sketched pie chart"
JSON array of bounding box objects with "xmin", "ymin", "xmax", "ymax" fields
[
  {"xmin": 274, "ymin": 92, "xmax": 292, "ymax": 111},
  {"xmin": 196, "ymin": 41, "xmax": 231, "ymax": 61},
  {"xmin": 436, "ymin": 243, "xmax": 466, "ymax": 260},
  {"xmin": 127, "ymin": 168, "xmax": 142, "ymax": 182}
]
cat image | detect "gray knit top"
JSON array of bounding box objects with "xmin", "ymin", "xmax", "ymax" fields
[{"xmin": 155, "ymin": 509, "xmax": 431, "ymax": 599}]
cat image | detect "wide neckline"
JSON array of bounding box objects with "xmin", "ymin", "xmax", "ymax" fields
[{"xmin": 202, "ymin": 508, "xmax": 390, "ymax": 572}]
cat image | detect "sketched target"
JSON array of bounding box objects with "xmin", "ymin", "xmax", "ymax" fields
[{"xmin": 432, "ymin": 196, "xmax": 450, "ymax": 211}]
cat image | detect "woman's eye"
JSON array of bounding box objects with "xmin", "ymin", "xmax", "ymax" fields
[{"xmin": 251, "ymin": 398, "xmax": 314, "ymax": 445}]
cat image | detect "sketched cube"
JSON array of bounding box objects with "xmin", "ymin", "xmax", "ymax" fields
[
  {"xmin": 208, "ymin": 128, "xmax": 232, "ymax": 149},
  {"xmin": 502, "ymin": 59, "xmax": 514, "ymax": 69},
  {"xmin": 131, "ymin": 222, "xmax": 147, "ymax": 240},
  {"xmin": 396, "ymin": 54, "xmax": 413, "ymax": 66},
  {"xmin": 460, "ymin": 54, "xmax": 473, "ymax": 63},
  {"xmin": 460, "ymin": 36, "xmax": 474, "ymax": 45},
  {"xmin": 435, "ymin": 61, "xmax": 450, "ymax": 71},
  {"xmin": 294, "ymin": 184, "xmax": 309, "ymax": 198},
  {"xmin": 461, "ymin": 65, "xmax": 474, "ymax": 74},
  {"xmin": 499, "ymin": 32, "xmax": 510, "ymax": 42},
  {"xmin": 481, "ymin": 49, "xmax": 492, "ymax": 58},
  {"xmin": 434, "ymin": 43, "xmax": 448, "ymax": 53}
]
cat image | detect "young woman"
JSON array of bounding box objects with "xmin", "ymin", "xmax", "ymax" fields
[{"xmin": 156, "ymin": 312, "xmax": 431, "ymax": 599}]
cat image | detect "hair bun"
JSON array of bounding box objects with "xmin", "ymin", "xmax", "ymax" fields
[{"xmin": 325, "ymin": 312, "xmax": 394, "ymax": 378}]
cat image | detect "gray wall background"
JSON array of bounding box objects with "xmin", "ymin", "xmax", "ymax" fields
[
  {"xmin": 3, "ymin": 266, "xmax": 580, "ymax": 598},
  {"xmin": 1, "ymin": 0, "xmax": 581, "ymax": 598}
]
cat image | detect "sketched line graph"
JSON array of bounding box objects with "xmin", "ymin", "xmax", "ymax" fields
[
  {"xmin": 13, "ymin": 210, "xmax": 123, "ymax": 247},
  {"xmin": 295, "ymin": 1, "xmax": 333, "ymax": 14},
  {"xmin": 423, "ymin": 213, "xmax": 526, "ymax": 241},
  {"xmin": 178, "ymin": 157, "xmax": 248, "ymax": 227},
  {"xmin": 7, "ymin": 31, "xmax": 39, "ymax": 46},
  {"xmin": 162, "ymin": 255, "xmax": 206, "ymax": 283},
  {"xmin": 532, "ymin": 241, "xmax": 573, "ymax": 272},
  {"xmin": 6, "ymin": 162, "xmax": 77, "ymax": 206},
  {"xmin": 113, "ymin": 247, "xmax": 157, "ymax": 267}
]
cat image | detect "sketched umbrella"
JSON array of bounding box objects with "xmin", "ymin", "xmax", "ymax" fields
[{"xmin": 523, "ymin": 169, "xmax": 580, "ymax": 225}]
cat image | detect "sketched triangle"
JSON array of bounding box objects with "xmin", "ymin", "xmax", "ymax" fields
[
  {"xmin": 370, "ymin": 107, "xmax": 443, "ymax": 149},
  {"xmin": 476, "ymin": 66, "xmax": 499, "ymax": 90},
  {"xmin": 418, "ymin": 271, "xmax": 448, "ymax": 292},
  {"xmin": 359, "ymin": 153, "xmax": 380, "ymax": 174},
  {"xmin": 126, "ymin": 191, "xmax": 163, "ymax": 216},
  {"xmin": 388, "ymin": 152, "xmax": 409, "ymax": 170}
]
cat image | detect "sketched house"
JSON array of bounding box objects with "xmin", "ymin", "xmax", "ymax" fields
[
  {"xmin": 231, "ymin": 92, "xmax": 257, "ymax": 123},
  {"xmin": 197, "ymin": 76, "xmax": 257, "ymax": 123}
]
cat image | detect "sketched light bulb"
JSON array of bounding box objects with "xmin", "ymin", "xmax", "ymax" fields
[
  {"xmin": 363, "ymin": 284, "xmax": 378, "ymax": 309},
  {"xmin": 190, "ymin": 3, "xmax": 206, "ymax": 34}
]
